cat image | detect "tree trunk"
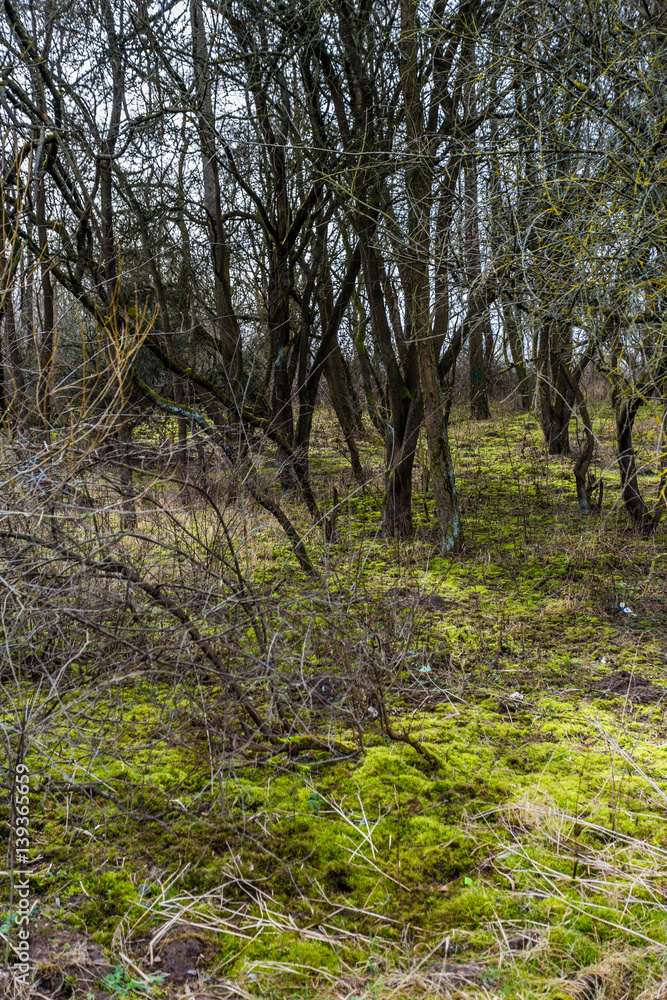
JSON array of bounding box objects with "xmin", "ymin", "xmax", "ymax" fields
[
  {"xmin": 503, "ymin": 302, "xmax": 532, "ymax": 410},
  {"xmin": 469, "ymin": 312, "xmax": 490, "ymax": 420},
  {"xmin": 268, "ymin": 244, "xmax": 297, "ymax": 493},
  {"xmin": 614, "ymin": 395, "xmax": 652, "ymax": 531},
  {"xmin": 4, "ymin": 287, "xmax": 24, "ymax": 418},
  {"xmin": 559, "ymin": 361, "xmax": 595, "ymax": 513},
  {"xmin": 341, "ymin": 350, "xmax": 364, "ymax": 434},
  {"xmin": 36, "ymin": 170, "xmax": 55, "ymax": 431},
  {"xmin": 354, "ymin": 298, "xmax": 387, "ymax": 438},
  {"xmin": 359, "ymin": 232, "xmax": 421, "ymax": 537},
  {"xmin": 291, "ymin": 244, "xmax": 362, "ymax": 518},
  {"xmin": 543, "ymin": 404, "xmax": 572, "ymax": 455},
  {"xmin": 537, "ymin": 319, "xmax": 574, "ymax": 454},
  {"xmin": 324, "ymin": 324, "xmax": 364, "ymax": 482},
  {"xmin": 119, "ymin": 420, "xmax": 137, "ymax": 530},
  {"xmin": 385, "ymin": 430, "xmax": 418, "ymax": 538},
  {"xmin": 419, "ymin": 345, "xmax": 462, "ymax": 551}
]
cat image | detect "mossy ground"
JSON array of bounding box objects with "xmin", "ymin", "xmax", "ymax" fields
[{"xmin": 2, "ymin": 403, "xmax": 667, "ymax": 999}]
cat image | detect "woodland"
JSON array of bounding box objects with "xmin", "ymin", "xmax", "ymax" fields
[{"xmin": 1, "ymin": 0, "xmax": 667, "ymax": 997}]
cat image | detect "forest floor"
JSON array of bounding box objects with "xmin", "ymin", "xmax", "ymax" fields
[{"xmin": 2, "ymin": 402, "xmax": 667, "ymax": 1000}]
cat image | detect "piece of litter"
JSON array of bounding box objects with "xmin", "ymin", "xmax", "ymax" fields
[
  {"xmin": 601, "ymin": 657, "xmax": 607, "ymax": 665},
  {"xmin": 508, "ymin": 691, "xmax": 524, "ymax": 702},
  {"xmin": 419, "ymin": 664, "xmax": 432, "ymax": 673},
  {"xmin": 619, "ymin": 602, "xmax": 636, "ymax": 616},
  {"xmin": 367, "ymin": 705, "xmax": 379, "ymax": 718}
]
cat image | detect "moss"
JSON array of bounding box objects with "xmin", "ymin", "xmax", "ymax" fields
[
  {"xmin": 322, "ymin": 860, "xmax": 355, "ymax": 893},
  {"xmin": 3, "ymin": 406, "xmax": 667, "ymax": 998},
  {"xmin": 418, "ymin": 832, "xmax": 479, "ymax": 881},
  {"xmin": 70, "ymin": 872, "xmax": 138, "ymax": 940}
]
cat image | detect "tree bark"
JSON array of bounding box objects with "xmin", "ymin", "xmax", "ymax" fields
[
  {"xmin": 359, "ymin": 231, "xmax": 422, "ymax": 537},
  {"xmin": 503, "ymin": 303, "xmax": 532, "ymax": 410},
  {"xmin": 537, "ymin": 319, "xmax": 574, "ymax": 454},
  {"xmin": 36, "ymin": 167, "xmax": 55, "ymax": 431},
  {"xmin": 614, "ymin": 395, "xmax": 652, "ymax": 531},
  {"xmin": 4, "ymin": 287, "xmax": 24, "ymax": 418},
  {"xmin": 322, "ymin": 294, "xmax": 364, "ymax": 482},
  {"xmin": 559, "ymin": 361, "xmax": 595, "ymax": 513}
]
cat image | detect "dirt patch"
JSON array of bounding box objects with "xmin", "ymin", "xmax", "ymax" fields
[
  {"xmin": 384, "ymin": 588, "xmax": 452, "ymax": 612},
  {"xmin": 507, "ymin": 929, "xmax": 541, "ymax": 950},
  {"xmin": 591, "ymin": 670, "xmax": 665, "ymax": 704},
  {"xmin": 154, "ymin": 934, "xmax": 208, "ymax": 985},
  {"xmin": 30, "ymin": 922, "xmax": 108, "ymax": 969},
  {"xmin": 5, "ymin": 920, "xmax": 114, "ymax": 999},
  {"xmin": 2, "ymin": 920, "xmax": 207, "ymax": 998},
  {"xmin": 417, "ymin": 594, "xmax": 451, "ymax": 611},
  {"xmin": 385, "ymin": 586, "xmax": 412, "ymax": 601}
]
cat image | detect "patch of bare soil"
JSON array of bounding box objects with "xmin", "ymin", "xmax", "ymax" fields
[
  {"xmin": 152, "ymin": 933, "xmax": 209, "ymax": 985},
  {"xmin": 384, "ymin": 588, "xmax": 452, "ymax": 611},
  {"xmin": 591, "ymin": 670, "xmax": 665, "ymax": 704},
  {"xmin": 506, "ymin": 929, "xmax": 541, "ymax": 950},
  {"xmin": 0, "ymin": 921, "xmax": 230, "ymax": 1000},
  {"xmin": 0, "ymin": 919, "xmax": 113, "ymax": 999}
]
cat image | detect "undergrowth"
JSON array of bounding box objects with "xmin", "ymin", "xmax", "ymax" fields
[{"xmin": 1, "ymin": 404, "xmax": 666, "ymax": 1000}]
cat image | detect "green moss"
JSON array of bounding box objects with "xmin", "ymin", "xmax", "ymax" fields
[
  {"xmin": 72, "ymin": 872, "xmax": 138, "ymax": 939},
  {"xmin": 3, "ymin": 406, "xmax": 667, "ymax": 998}
]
